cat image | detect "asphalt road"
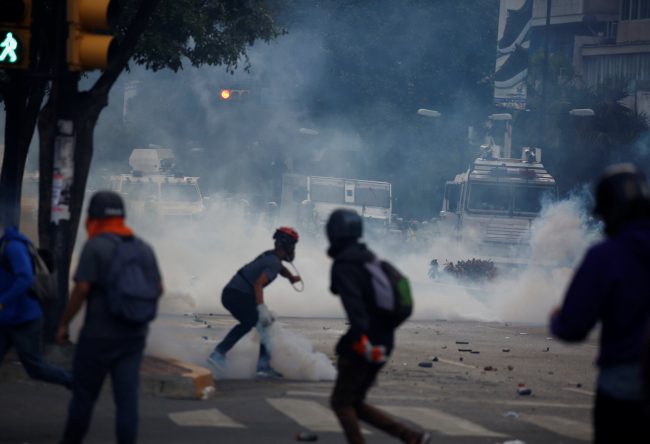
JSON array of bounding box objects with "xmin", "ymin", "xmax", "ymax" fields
[{"xmin": 0, "ymin": 317, "xmax": 598, "ymax": 444}]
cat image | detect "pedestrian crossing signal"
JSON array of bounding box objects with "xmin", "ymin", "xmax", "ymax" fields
[
  {"xmin": 0, "ymin": 0, "xmax": 31, "ymax": 70},
  {"xmin": 67, "ymin": 0, "xmax": 119, "ymax": 71}
]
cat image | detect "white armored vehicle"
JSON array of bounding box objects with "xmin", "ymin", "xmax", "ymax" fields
[
  {"xmin": 110, "ymin": 148, "xmax": 204, "ymax": 224},
  {"xmin": 439, "ymin": 144, "xmax": 557, "ymax": 263}
]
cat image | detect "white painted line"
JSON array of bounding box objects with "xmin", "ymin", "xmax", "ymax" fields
[
  {"xmin": 563, "ymin": 387, "xmax": 595, "ymax": 397},
  {"xmin": 497, "ymin": 400, "xmax": 591, "ymax": 409},
  {"xmin": 437, "ymin": 357, "xmax": 477, "ymax": 369},
  {"xmin": 286, "ymin": 390, "xmax": 329, "ymax": 398},
  {"xmin": 379, "ymin": 405, "xmax": 507, "ymax": 438},
  {"xmin": 520, "ymin": 414, "xmax": 591, "ymax": 441},
  {"xmin": 169, "ymin": 409, "xmax": 246, "ymax": 428},
  {"xmin": 267, "ymin": 398, "xmax": 370, "ymax": 434}
]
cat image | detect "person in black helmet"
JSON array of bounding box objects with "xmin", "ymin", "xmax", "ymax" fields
[
  {"xmin": 550, "ymin": 163, "xmax": 650, "ymax": 443},
  {"xmin": 326, "ymin": 209, "xmax": 430, "ymax": 444},
  {"xmin": 57, "ymin": 191, "xmax": 163, "ymax": 444},
  {"xmin": 208, "ymin": 227, "xmax": 301, "ymax": 377}
]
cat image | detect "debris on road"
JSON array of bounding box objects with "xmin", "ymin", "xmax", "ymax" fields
[
  {"xmin": 502, "ymin": 348, "xmax": 511, "ymax": 352},
  {"xmin": 418, "ymin": 362, "xmax": 433, "ymax": 368},
  {"xmin": 483, "ymin": 366, "xmax": 495, "ymax": 371},
  {"xmin": 470, "ymin": 351, "xmax": 480, "ymax": 354},
  {"xmin": 516, "ymin": 384, "xmax": 532, "ymax": 396},
  {"xmin": 507, "ymin": 365, "xmax": 514, "ymax": 371},
  {"xmin": 503, "ymin": 411, "xmax": 519, "ymax": 419},
  {"xmin": 456, "ymin": 341, "xmax": 469, "ymax": 345},
  {"xmin": 296, "ymin": 431, "xmax": 318, "ymax": 441},
  {"xmin": 542, "ymin": 347, "xmax": 550, "ymax": 352},
  {"xmin": 458, "ymin": 348, "xmax": 472, "ymax": 352},
  {"xmin": 431, "ymin": 357, "xmax": 439, "ymax": 362}
]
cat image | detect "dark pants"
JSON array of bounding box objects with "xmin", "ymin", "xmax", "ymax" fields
[
  {"xmin": 594, "ymin": 389, "xmax": 649, "ymax": 444},
  {"xmin": 0, "ymin": 317, "xmax": 72, "ymax": 389},
  {"xmin": 330, "ymin": 354, "xmax": 421, "ymax": 444},
  {"xmin": 60, "ymin": 335, "xmax": 146, "ymax": 444},
  {"xmin": 214, "ymin": 288, "xmax": 269, "ymax": 364}
]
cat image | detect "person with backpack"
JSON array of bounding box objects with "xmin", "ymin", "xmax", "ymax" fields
[
  {"xmin": 207, "ymin": 227, "xmax": 301, "ymax": 377},
  {"xmin": 0, "ymin": 225, "xmax": 72, "ymax": 389},
  {"xmin": 326, "ymin": 209, "xmax": 430, "ymax": 444},
  {"xmin": 56, "ymin": 191, "xmax": 163, "ymax": 444},
  {"xmin": 550, "ymin": 164, "xmax": 650, "ymax": 443}
]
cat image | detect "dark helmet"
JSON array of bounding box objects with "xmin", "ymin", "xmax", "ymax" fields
[
  {"xmin": 594, "ymin": 163, "xmax": 650, "ymax": 235},
  {"xmin": 326, "ymin": 209, "xmax": 362, "ymax": 244},
  {"xmin": 88, "ymin": 191, "xmax": 125, "ymax": 219}
]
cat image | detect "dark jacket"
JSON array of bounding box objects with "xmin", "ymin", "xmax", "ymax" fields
[
  {"xmin": 551, "ymin": 220, "xmax": 650, "ymax": 368},
  {"xmin": 329, "ymin": 242, "xmax": 395, "ymax": 356},
  {"xmin": 0, "ymin": 227, "xmax": 41, "ymax": 325}
]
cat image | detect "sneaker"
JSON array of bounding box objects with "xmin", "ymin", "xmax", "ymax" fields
[
  {"xmin": 206, "ymin": 351, "xmax": 227, "ymax": 376},
  {"xmin": 419, "ymin": 432, "xmax": 431, "ymax": 444},
  {"xmin": 256, "ymin": 364, "xmax": 283, "ymax": 379}
]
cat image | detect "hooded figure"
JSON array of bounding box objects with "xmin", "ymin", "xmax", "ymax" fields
[
  {"xmin": 551, "ymin": 164, "xmax": 650, "ymax": 443},
  {"xmin": 326, "ymin": 209, "xmax": 430, "ymax": 444}
]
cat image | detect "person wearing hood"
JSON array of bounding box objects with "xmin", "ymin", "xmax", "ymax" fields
[
  {"xmin": 207, "ymin": 227, "xmax": 301, "ymax": 377},
  {"xmin": 326, "ymin": 209, "xmax": 430, "ymax": 444},
  {"xmin": 551, "ymin": 164, "xmax": 650, "ymax": 443},
  {"xmin": 0, "ymin": 225, "xmax": 72, "ymax": 389}
]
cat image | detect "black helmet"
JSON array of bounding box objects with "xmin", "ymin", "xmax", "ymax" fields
[
  {"xmin": 326, "ymin": 209, "xmax": 362, "ymax": 244},
  {"xmin": 88, "ymin": 191, "xmax": 125, "ymax": 219},
  {"xmin": 594, "ymin": 163, "xmax": 650, "ymax": 235}
]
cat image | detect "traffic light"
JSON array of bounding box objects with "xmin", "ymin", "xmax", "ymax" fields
[
  {"xmin": 0, "ymin": 0, "xmax": 31, "ymax": 70},
  {"xmin": 219, "ymin": 89, "xmax": 249, "ymax": 101},
  {"xmin": 67, "ymin": 0, "xmax": 118, "ymax": 71}
]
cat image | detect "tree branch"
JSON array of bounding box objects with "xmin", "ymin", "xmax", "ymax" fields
[{"xmin": 91, "ymin": 0, "xmax": 164, "ymax": 98}]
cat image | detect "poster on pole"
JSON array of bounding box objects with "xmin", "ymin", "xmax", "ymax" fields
[
  {"xmin": 494, "ymin": 0, "xmax": 532, "ymax": 110},
  {"xmin": 51, "ymin": 121, "xmax": 74, "ymax": 224}
]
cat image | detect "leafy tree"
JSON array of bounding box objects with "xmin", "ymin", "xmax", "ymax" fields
[{"xmin": 0, "ymin": 0, "xmax": 283, "ymax": 339}]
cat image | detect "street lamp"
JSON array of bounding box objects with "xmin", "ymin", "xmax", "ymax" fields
[
  {"xmin": 568, "ymin": 108, "xmax": 595, "ymax": 117},
  {"xmin": 417, "ymin": 108, "xmax": 441, "ymax": 118}
]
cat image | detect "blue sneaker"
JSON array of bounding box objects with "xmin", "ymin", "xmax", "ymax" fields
[
  {"xmin": 256, "ymin": 362, "xmax": 283, "ymax": 379},
  {"xmin": 207, "ymin": 351, "xmax": 226, "ymax": 377}
]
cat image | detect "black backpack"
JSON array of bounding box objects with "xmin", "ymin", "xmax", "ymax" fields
[
  {"xmin": 102, "ymin": 234, "xmax": 161, "ymax": 325},
  {"xmin": 365, "ymin": 259, "xmax": 413, "ymax": 328},
  {"xmin": 0, "ymin": 238, "xmax": 55, "ymax": 303}
]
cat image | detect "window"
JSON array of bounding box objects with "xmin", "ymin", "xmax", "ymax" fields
[
  {"xmin": 512, "ymin": 187, "xmax": 553, "ymax": 214},
  {"xmin": 355, "ymin": 187, "xmax": 390, "ymax": 208},
  {"xmin": 121, "ymin": 181, "xmax": 158, "ymax": 201},
  {"xmin": 467, "ymin": 184, "xmax": 511, "ymax": 213},
  {"xmin": 622, "ymin": 0, "xmax": 650, "ymax": 20},
  {"xmin": 310, "ymin": 184, "xmax": 345, "ymax": 204},
  {"xmin": 160, "ymin": 183, "xmax": 201, "ymax": 202},
  {"xmin": 641, "ymin": 0, "xmax": 650, "ymax": 19},
  {"xmin": 622, "ymin": 0, "xmax": 631, "ymax": 20}
]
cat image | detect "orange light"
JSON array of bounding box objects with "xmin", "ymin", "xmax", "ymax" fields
[{"xmin": 220, "ymin": 89, "xmax": 231, "ymax": 100}]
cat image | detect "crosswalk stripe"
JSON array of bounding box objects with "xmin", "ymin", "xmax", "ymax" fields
[
  {"xmin": 169, "ymin": 408, "xmax": 246, "ymax": 428},
  {"xmin": 267, "ymin": 398, "xmax": 370, "ymax": 434},
  {"xmin": 520, "ymin": 414, "xmax": 591, "ymax": 442},
  {"xmin": 379, "ymin": 405, "xmax": 507, "ymax": 438}
]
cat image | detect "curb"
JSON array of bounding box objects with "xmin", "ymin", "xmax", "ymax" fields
[
  {"xmin": 1, "ymin": 350, "xmax": 215, "ymax": 400},
  {"xmin": 141, "ymin": 356, "xmax": 215, "ymax": 400}
]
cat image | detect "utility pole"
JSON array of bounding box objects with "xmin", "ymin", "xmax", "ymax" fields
[{"xmin": 540, "ymin": 0, "xmax": 552, "ymax": 148}]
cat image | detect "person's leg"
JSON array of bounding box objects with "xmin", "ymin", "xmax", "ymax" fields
[
  {"xmin": 0, "ymin": 325, "xmax": 12, "ymax": 364},
  {"xmin": 60, "ymin": 337, "xmax": 110, "ymax": 444},
  {"xmin": 11, "ymin": 317, "xmax": 72, "ymax": 388},
  {"xmin": 330, "ymin": 355, "xmax": 367, "ymax": 444},
  {"xmin": 594, "ymin": 389, "xmax": 647, "ymax": 444},
  {"xmin": 111, "ymin": 336, "xmax": 146, "ymax": 444},
  {"xmin": 214, "ymin": 290, "xmax": 257, "ymax": 355}
]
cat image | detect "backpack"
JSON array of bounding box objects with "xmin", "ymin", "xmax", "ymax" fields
[
  {"xmin": 0, "ymin": 238, "xmax": 55, "ymax": 302},
  {"xmin": 102, "ymin": 234, "xmax": 162, "ymax": 325},
  {"xmin": 364, "ymin": 259, "xmax": 413, "ymax": 328}
]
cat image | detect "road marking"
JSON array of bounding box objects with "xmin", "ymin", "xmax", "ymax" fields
[
  {"xmin": 267, "ymin": 398, "xmax": 370, "ymax": 434},
  {"xmin": 437, "ymin": 357, "xmax": 477, "ymax": 369},
  {"xmin": 563, "ymin": 387, "xmax": 595, "ymax": 397},
  {"xmin": 520, "ymin": 414, "xmax": 591, "ymax": 441},
  {"xmin": 379, "ymin": 405, "xmax": 507, "ymax": 438},
  {"xmin": 169, "ymin": 408, "xmax": 245, "ymax": 428},
  {"xmin": 286, "ymin": 390, "xmax": 329, "ymax": 398}
]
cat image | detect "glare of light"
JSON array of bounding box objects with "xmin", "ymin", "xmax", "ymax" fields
[
  {"xmin": 220, "ymin": 89, "xmax": 231, "ymax": 100},
  {"xmin": 569, "ymin": 108, "xmax": 595, "ymax": 117},
  {"xmin": 417, "ymin": 108, "xmax": 441, "ymax": 118},
  {"xmin": 489, "ymin": 113, "xmax": 513, "ymax": 121}
]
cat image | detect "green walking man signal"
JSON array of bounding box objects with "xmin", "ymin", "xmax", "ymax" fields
[{"xmin": 0, "ymin": 31, "xmax": 19, "ymax": 63}]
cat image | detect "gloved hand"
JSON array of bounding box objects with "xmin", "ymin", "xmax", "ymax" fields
[
  {"xmin": 351, "ymin": 334, "xmax": 387, "ymax": 364},
  {"xmin": 257, "ymin": 304, "xmax": 275, "ymax": 327}
]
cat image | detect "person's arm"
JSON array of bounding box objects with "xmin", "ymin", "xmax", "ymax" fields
[
  {"xmin": 280, "ymin": 266, "xmax": 300, "ymax": 283},
  {"xmin": 254, "ymin": 273, "xmax": 270, "ymax": 305},
  {"xmin": 56, "ymin": 281, "xmax": 91, "ymax": 345},
  {"xmin": 0, "ymin": 241, "xmax": 34, "ymax": 308},
  {"xmin": 333, "ymin": 263, "xmax": 370, "ymax": 340},
  {"xmin": 550, "ymin": 248, "xmax": 608, "ymax": 342}
]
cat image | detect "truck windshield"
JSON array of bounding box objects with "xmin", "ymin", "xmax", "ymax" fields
[
  {"xmin": 468, "ymin": 184, "xmax": 553, "ymax": 215},
  {"xmin": 160, "ymin": 182, "xmax": 201, "ymax": 202},
  {"xmin": 121, "ymin": 181, "xmax": 158, "ymax": 200}
]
